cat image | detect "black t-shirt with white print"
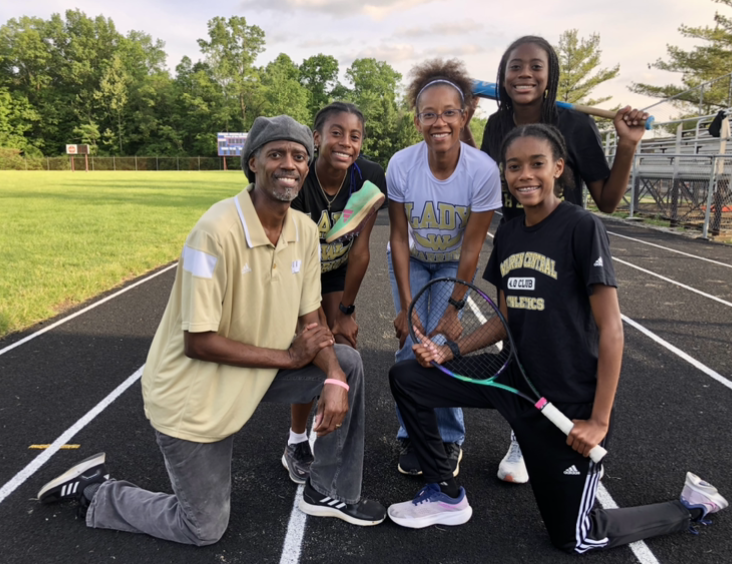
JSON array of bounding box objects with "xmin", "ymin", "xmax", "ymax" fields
[
  {"xmin": 483, "ymin": 202, "xmax": 617, "ymax": 404},
  {"xmin": 481, "ymin": 106, "xmax": 611, "ymax": 222},
  {"xmin": 291, "ymin": 155, "xmax": 386, "ymax": 279}
]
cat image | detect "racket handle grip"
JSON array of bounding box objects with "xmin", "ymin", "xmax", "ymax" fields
[{"xmin": 540, "ymin": 402, "xmax": 607, "ymax": 463}]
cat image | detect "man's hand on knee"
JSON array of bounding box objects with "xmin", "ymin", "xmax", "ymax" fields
[{"xmin": 314, "ymin": 372, "xmax": 349, "ymax": 437}]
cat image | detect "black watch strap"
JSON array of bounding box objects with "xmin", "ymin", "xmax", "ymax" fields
[
  {"xmin": 448, "ymin": 297, "xmax": 466, "ymax": 310},
  {"xmin": 339, "ymin": 302, "xmax": 355, "ymax": 315},
  {"xmin": 446, "ymin": 339, "xmax": 461, "ymax": 359}
]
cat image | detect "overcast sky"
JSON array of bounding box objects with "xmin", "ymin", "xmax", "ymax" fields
[{"xmin": 1, "ymin": 0, "xmax": 724, "ymax": 122}]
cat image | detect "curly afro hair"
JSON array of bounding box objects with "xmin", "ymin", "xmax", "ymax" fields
[{"xmin": 405, "ymin": 58, "xmax": 473, "ymax": 111}]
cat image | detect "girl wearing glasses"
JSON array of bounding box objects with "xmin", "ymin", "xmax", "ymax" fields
[
  {"xmin": 387, "ymin": 58, "xmax": 502, "ymax": 477},
  {"xmin": 463, "ymin": 35, "xmax": 649, "ymax": 485}
]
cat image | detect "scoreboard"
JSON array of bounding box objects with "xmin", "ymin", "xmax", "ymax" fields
[{"xmin": 217, "ymin": 132, "xmax": 248, "ymax": 157}]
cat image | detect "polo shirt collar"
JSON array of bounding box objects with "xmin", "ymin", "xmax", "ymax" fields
[{"xmin": 235, "ymin": 187, "xmax": 299, "ymax": 248}]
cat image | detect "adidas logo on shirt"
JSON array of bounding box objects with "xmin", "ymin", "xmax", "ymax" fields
[
  {"xmin": 563, "ymin": 465, "xmax": 581, "ymax": 476},
  {"xmin": 593, "ymin": 257, "xmax": 603, "ymax": 268},
  {"xmin": 241, "ymin": 263, "xmax": 252, "ymax": 275}
]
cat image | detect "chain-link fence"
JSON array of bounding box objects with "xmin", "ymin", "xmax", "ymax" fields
[{"xmin": 1, "ymin": 155, "xmax": 243, "ymax": 172}]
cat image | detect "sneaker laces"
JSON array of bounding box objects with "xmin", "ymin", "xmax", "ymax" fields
[
  {"xmin": 412, "ymin": 484, "xmax": 441, "ymax": 506},
  {"xmin": 505, "ymin": 438, "xmax": 523, "ymax": 464}
]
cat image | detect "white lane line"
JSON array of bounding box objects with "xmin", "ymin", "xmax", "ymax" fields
[
  {"xmin": 467, "ymin": 296, "xmax": 487, "ymax": 323},
  {"xmin": 608, "ymin": 231, "xmax": 731, "ymax": 269},
  {"xmin": 613, "ymin": 257, "xmax": 732, "ymax": 308},
  {"xmin": 0, "ymin": 264, "xmax": 177, "ymax": 358},
  {"xmin": 0, "ymin": 366, "xmax": 143, "ymax": 505},
  {"xmin": 622, "ymin": 315, "xmax": 732, "ymax": 391},
  {"xmin": 279, "ymin": 429, "xmax": 317, "ymax": 564},
  {"xmin": 596, "ymin": 484, "xmax": 659, "ymax": 564}
]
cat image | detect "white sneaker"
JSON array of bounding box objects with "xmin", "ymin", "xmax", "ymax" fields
[
  {"xmin": 497, "ymin": 432, "xmax": 529, "ymax": 483},
  {"xmin": 388, "ymin": 483, "xmax": 472, "ymax": 529},
  {"xmin": 680, "ymin": 472, "xmax": 728, "ymax": 519}
]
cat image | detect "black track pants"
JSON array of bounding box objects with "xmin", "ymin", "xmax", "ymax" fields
[{"xmin": 388, "ymin": 359, "xmax": 692, "ymax": 553}]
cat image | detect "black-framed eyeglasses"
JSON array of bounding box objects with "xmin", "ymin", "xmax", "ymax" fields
[{"xmin": 417, "ymin": 109, "xmax": 464, "ymax": 126}]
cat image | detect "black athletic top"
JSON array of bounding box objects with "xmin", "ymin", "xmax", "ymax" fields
[
  {"xmin": 481, "ymin": 107, "xmax": 611, "ymax": 222},
  {"xmin": 483, "ymin": 202, "xmax": 617, "ymax": 404},
  {"xmin": 291, "ymin": 156, "xmax": 386, "ymax": 278}
]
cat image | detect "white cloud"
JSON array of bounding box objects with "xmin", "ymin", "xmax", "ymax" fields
[
  {"xmin": 340, "ymin": 43, "xmax": 418, "ymax": 66},
  {"xmin": 238, "ymin": 0, "xmax": 437, "ymax": 19},
  {"xmin": 396, "ymin": 20, "xmax": 483, "ymax": 38}
]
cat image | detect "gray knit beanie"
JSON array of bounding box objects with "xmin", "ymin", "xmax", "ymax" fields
[{"xmin": 242, "ymin": 115, "xmax": 314, "ymax": 182}]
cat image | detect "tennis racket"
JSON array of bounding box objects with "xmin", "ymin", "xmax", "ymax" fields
[
  {"xmin": 408, "ymin": 276, "xmax": 607, "ymax": 463},
  {"xmin": 472, "ymin": 79, "xmax": 655, "ymax": 131}
]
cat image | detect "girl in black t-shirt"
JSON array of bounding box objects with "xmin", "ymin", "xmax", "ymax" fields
[
  {"xmin": 282, "ymin": 102, "xmax": 387, "ymax": 484},
  {"xmin": 464, "ymin": 35, "xmax": 650, "ymax": 482},
  {"xmin": 387, "ymin": 125, "xmax": 727, "ymax": 549}
]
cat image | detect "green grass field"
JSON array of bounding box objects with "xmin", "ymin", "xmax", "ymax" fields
[{"xmin": 0, "ymin": 171, "xmax": 246, "ymax": 338}]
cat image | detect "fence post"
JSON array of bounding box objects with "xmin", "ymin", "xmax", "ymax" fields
[
  {"xmin": 629, "ymin": 148, "xmax": 640, "ymax": 219},
  {"xmin": 47, "ymin": 157, "xmax": 50, "ymax": 171},
  {"xmin": 156, "ymin": 156, "xmax": 159, "ymax": 171},
  {"xmin": 703, "ymin": 157, "xmax": 716, "ymax": 239},
  {"xmin": 198, "ymin": 156, "xmax": 201, "ymax": 171},
  {"xmin": 113, "ymin": 156, "xmax": 116, "ymax": 171},
  {"xmin": 135, "ymin": 156, "xmax": 138, "ymax": 171},
  {"xmin": 177, "ymin": 156, "xmax": 180, "ymax": 171}
]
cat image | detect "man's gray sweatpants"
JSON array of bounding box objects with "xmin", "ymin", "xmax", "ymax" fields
[{"xmin": 85, "ymin": 345, "xmax": 365, "ymax": 546}]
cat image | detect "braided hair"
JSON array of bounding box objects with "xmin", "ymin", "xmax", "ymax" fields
[
  {"xmin": 486, "ymin": 36, "xmax": 560, "ymax": 160},
  {"xmin": 499, "ymin": 123, "xmax": 573, "ymax": 197},
  {"xmin": 312, "ymin": 101, "xmax": 367, "ymax": 198}
]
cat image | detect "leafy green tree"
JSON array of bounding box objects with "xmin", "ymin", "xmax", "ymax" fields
[
  {"xmin": 631, "ymin": 0, "xmax": 732, "ymax": 114},
  {"xmin": 94, "ymin": 54, "xmax": 130, "ymax": 154},
  {"xmin": 555, "ymin": 29, "xmax": 620, "ymax": 106},
  {"xmin": 0, "ymin": 87, "xmax": 41, "ymax": 152},
  {"xmin": 299, "ymin": 54, "xmax": 341, "ymax": 117},
  {"xmin": 345, "ymin": 58, "xmax": 403, "ymax": 166},
  {"xmin": 197, "ymin": 16, "xmax": 265, "ymax": 131},
  {"xmin": 72, "ymin": 121, "xmax": 100, "ymax": 153},
  {"xmin": 258, "ymin": 53, "xmax": 310, "ymax": 123}
]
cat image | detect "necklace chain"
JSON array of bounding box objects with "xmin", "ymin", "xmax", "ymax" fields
[{"xmin": 315, "ymin": 165, "xmax": 348, "ymax": 212}]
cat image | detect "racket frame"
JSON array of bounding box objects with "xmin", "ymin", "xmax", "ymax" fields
[{"xmin": 407, "ymin": 277, "xmax": 607, "ymax": 463}]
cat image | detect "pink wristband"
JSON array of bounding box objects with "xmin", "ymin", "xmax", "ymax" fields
[{"xmin": 324, "ymin": 378, "xmax": 349, "ymax": 391}]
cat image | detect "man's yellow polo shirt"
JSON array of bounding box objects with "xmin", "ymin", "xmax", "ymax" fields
[{"xmin": 142, "ymin": 187, "xmax": 322, "ymax": 443}]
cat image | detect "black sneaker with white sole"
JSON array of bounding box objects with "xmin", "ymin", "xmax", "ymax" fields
[
  {"xmin": 282, "ymin": 441, "xmax": 314, "ymax": 484},
  {"xmin": 37, "ymin": 452, "xmax": 107, "ymax": 504},
  {"xmin": 397, "ymin": 439, "xmax": 422, "ymax": 475},
  {"xmin": 299, "ymin": 480, "xmax": 386, "ymax": 526}
]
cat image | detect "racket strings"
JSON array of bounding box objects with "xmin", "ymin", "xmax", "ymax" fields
[{"xmin": 411, "ymin": 280, "xmax": 511, "ymax": 382}]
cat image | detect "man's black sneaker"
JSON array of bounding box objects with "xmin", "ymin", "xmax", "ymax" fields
[
  {"xmin": 444, "ymin": 442, "xmax": 463, "ymax": 477},
  {"xmin": 299, "ymin": 480, "xmax": 386, "ymax": 526},
  {"xmin": 37, "ymin": 452, "xmax": 107, "ymax": 504},
  {"xmin": 282, "ymin": 441, "xmax": 314, "ymax": 484},
  {"xmin": 397, "ymin": 439, "xmax": 422, "ymax": 475}
]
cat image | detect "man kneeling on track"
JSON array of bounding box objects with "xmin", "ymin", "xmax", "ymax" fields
[{"xmin": 36, "ymin": 115, "xmax": 386, "ymax": 545}]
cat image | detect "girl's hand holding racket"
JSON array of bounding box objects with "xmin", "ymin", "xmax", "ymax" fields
[
  {"xmin": 567, "ymin": 418, "xmax": 609, "ymax": 459},
  {"xmin": 413, "ymin": 328, "xmax": 452, "ymax": 367}
]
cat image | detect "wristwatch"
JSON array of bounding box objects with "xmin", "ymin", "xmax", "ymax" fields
[
  {"xmin": 448, "ymin": 297, "xmax": 466, "ymax": 311},
  {"xmin": 445, "ymin": 339, "xmax": 461, "ymax": 359},
  {"xmin": 339, "ymin": 302, "xmax": 356, "ymax": 315}
]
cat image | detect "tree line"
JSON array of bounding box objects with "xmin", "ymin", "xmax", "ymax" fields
[{"xmin": 1, "ymin": 2, "xmax": 729, "ymax": 167}]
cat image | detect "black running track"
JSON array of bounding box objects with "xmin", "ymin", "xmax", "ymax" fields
[{"xmin": 1, "ymin": 212, "xmax": 730, "ymax": 564}]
